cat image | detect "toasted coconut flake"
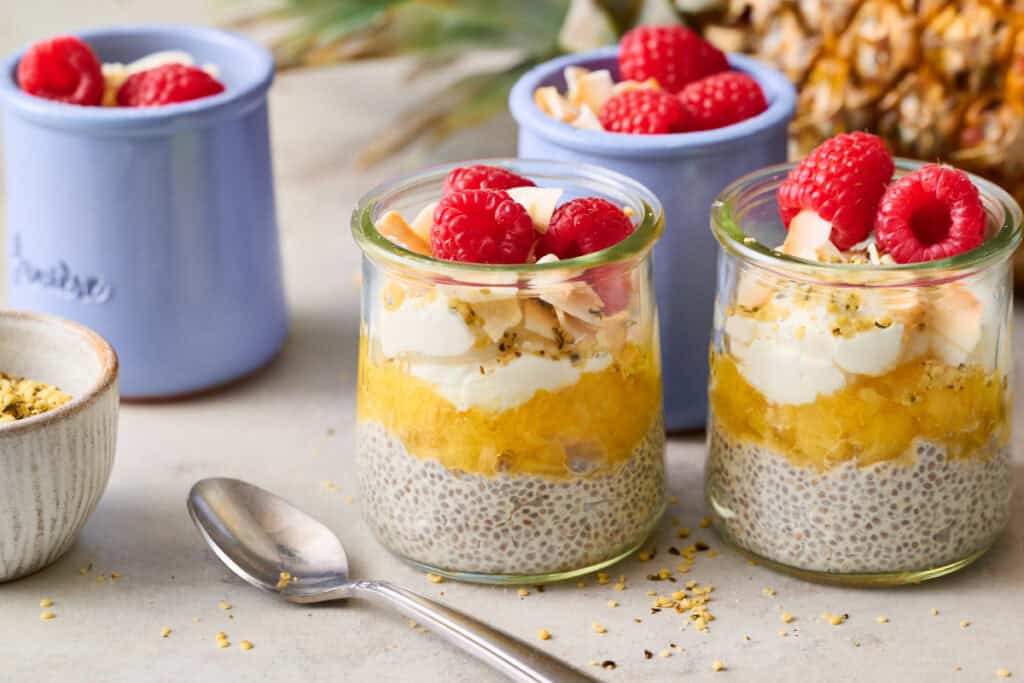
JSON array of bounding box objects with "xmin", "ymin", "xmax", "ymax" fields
[
  {"xmin": 375, "ymin": 211, "xmax": 431, "ymax": 255},
  {"xmin": 571, "ymin": 104, "xmax": 604, "ymax": 131},
  {"xmin": 410, "ymin": 201, "xmax": 437, "ymax": 243},
  {"xmin": 781, "ymin": 210, "xmax": 841, "ymax": 261},
  {"xmin": 472, "ymin": 298, "xmax": 523, "ymax": 342},
  {"xmin": 507, "ymin": 187, "xmax": 563, "ymax": 233},
  {"xmin": 612, "ymin": 77, "xmax": 660, "ymax": 95},
  {"xmin": 930, "ymin": 285, "xmax": 982, "ymax": 356},
  {"xmin": 542, "ymin": 282, "xmax": 605, "ymax": 326},
  {"xmin": 522, "ymin": 299, "xmax": 560, "ymax": 341},
  {"xmin": 595, "ymin": 313, "xmax": 629, "ymax": 354},
  {"xmin": 568, "ymin": 68, "xmax": 615, "ymax": 113},
  {"xmin": 535, "ymin": 86, "xmax": 579, "ymax": 122}
]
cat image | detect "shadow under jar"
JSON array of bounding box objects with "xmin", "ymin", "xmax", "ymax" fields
[
  {"xmin": 706, "ymin": 160, "xmax": 1021, "ymax": 586},
  {"xmin": 352, "ymin": 159, "xmax": 666, "ymax": 584}
]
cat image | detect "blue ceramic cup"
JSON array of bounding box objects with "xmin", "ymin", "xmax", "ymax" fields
[
  {"xmin": 510, "ymin": 48, "xmax": 795, "ymax": 431},
  {"xmin": 0, "ymin": 25, "xmax": 288, "ymax": 399}
]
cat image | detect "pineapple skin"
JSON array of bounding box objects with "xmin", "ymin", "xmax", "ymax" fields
[{"xmin": 693, "ymin": 0, "xmax": 1024, "ymax": 279}]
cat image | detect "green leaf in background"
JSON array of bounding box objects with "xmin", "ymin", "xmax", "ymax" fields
[{"xmin": 234, "ymin": 0, "xmax": 682, "ymax": 163}]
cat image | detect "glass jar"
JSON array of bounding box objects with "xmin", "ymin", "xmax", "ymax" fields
[
  {"xmin": 707, "ymin": 160, "xmax": 1021, "ymax": 586},
  {"xmin": 351, "ymin": 159, "xmax": 666, "ymax": 584}
]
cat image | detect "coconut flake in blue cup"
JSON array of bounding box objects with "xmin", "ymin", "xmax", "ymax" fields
[
  {"xmin": 510, "ymin": 47, "xmax": 796, "ymax": 431},
  {"xmin": 0, "ymin": 25, "xmax": 287, "ymax": 398}
]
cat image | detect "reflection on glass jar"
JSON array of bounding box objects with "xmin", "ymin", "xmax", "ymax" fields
[
  {"xmin": 706, "ymin": 161, "xmax": 1021, "ymax": 585},
  {"xmin": 351, "ymin": 160, "xmax": 666, "ymax": 584}
]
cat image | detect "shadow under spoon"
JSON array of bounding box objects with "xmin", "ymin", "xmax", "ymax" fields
[{"xmin": 187, "ymin": 477, "xmax": 597, "ymax": 683}]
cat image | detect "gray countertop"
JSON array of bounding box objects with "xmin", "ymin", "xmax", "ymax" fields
[{"xmin": 0, "ymin": 2, "xmax": 1022, "ymax": 681}]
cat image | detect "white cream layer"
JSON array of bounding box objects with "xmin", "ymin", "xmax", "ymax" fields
[
  {"xmin": 724, "ymin": 274, "xmax": 1004, "ymax": 406},
  {"xmin": 375, "ymin": 290, "xmax": 609, "ymax": 411}
]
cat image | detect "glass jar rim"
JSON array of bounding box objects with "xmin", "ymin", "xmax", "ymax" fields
[
  {"xmin": 711, "ymin": 158, "xmax": 1023, "ymax": 283},
  {"xmin": 351, "ymin": 158, "xmax": 664, "ymax": 282}
]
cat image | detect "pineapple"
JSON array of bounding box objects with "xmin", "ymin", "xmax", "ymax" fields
[{"xmin": 692, "ymin": 0, "xmax": 1024, "ymax": 277}]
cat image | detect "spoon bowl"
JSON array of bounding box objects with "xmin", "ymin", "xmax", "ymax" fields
[
  {"xmin": 187, "ymin": 477, "xmax": 597, "ymax": 683},
  {"xmin": 188, "ymin": 477, "xmax": 351, "ymax": 601}
]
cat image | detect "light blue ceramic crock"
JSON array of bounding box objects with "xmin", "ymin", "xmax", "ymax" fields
[
  {"xmin": 0, "ymin": 25, "xmax": 288, "ymax": 399},
  {"xmin": 510, "ymin": 47, "xmax": 795, "ymax": 431}
]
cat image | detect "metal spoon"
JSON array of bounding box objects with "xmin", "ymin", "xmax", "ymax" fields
[{"xmin": 187, "ymin": 477, "xmax": 597, "ymax": 683}]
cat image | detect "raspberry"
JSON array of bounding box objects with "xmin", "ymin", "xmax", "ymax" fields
[
  {"xmin": 777, "ymin": 132, "xmax": 894, "ymax": 250},
  {"xmin": 619, "ymin": 25, "xmax": 729, "ymax": 94},
  {"xmin": 116, "ymin": 64, "xmax": 225, "ymax": 107},
  {"xmin": 442, "ymin": 165, "xmax": 535, "ymax": 196},
  {"xmin": 599, "ymin": 89, "xmax": 692, "ymax": 135},
  {"xmin": 874, "ymin": 165, "xmax": 987, "ymax": 264},
  {"xmin": 540, "ymin": 197, "xmax": 634, "ymax": 259},
  {"xmin": 679, "ymin": 71, "xmax": 767, "ymax": 130},
  {"xmin": 17, "ymin": 36, "xmax": 103, "ymax": 106},
  {"xmin": 431, "ymin": 190, "xmax": 535, "ymax": 264}
]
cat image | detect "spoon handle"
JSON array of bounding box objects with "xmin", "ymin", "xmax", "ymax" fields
[{"xmin": 350, "ymin": 580, "xmax": 598, "ymax": 683}]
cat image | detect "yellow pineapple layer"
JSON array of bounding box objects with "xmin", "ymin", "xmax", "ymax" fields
[
  {"xmin": 357, "ymin": 338, "xmax": 662, "ymax": 478},
  {"xmin": 709, "ymin": 351, "xmax": 1009, "ymax": 470}
]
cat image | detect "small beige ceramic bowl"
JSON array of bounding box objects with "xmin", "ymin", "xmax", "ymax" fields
[{"xmin": 0, "ymin": 312, "xmax": 118, "ymax": 582}]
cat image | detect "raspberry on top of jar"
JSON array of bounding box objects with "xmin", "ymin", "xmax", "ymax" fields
[
  {"xmin": 534, "ymin": 25, "xmax": 768, "ymax": 135},
  {"xmin": 16, "ymin": 35, "xmax": 225, "ymax": 108}
]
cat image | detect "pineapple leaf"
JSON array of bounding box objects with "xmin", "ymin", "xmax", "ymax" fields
[
  {"xmin": 429, "ymin": 60, "xmax": 537, "ymax": 138},
  {"xmin": 262, "ymin": 0, "xmax": 571, "ymax": 67},
  {"xmin": 356, "ymin": 59, "xmax": 537, "ymax": 167}
]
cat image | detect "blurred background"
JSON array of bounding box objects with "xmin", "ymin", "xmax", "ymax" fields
[{"xmin": 4, "ymin": 0, "xmax": 1024, "ymax": 281}]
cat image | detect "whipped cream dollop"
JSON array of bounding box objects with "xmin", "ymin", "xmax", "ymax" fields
[
  {"xmin": 724, "ymin": 258, "xmax": 1004, "ymax": 407},
  {"xmin": 409, "ymin": 351, "xmax": 612, "ymax": 412},
  {"xmin": 374, "ymin": 286, "xmax": 617, "ymax": 411}
]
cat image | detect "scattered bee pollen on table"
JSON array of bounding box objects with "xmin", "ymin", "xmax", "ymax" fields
[
  {"xmin": 217, "ymin": 640, "xmax": 231, "ymax": 649},
  {"xmin": 712, "ymin": 660, "xmax": 726, "ymax": 672},
  {"xmin": 607, "ymin": 600, "xmax": 618, "ymax": 608},
  {"xmin": 996, "ymin": 669, "xmax": 1011, "ymax": 678},
  {"xmin": 637, "ymin": 550, "xmax": 652, "ymax": 562},
  {"xmin": 39, "ymin": 611, "xmax": 56, "ymax": 621},
  {"xmin": 762, "ymin": 587, "xmax": 776, "ymax": 597},
  {"xmin": 39, "ymin": 599, "xmax": 53, "ymax": 608},
  {"xmin": 239, "ymin": 640, "xmax": 254, "ymax": 651},
  {"xmin": 876, "ymin": 616, "xmax": 890, "ymax": 624},
  {"xmin": 161, "ymin": 627, "xmax": 171, "ymax": 638},
  {"xmin": 823, "ymin": 613, "xmax": 846, "ymax": 626},
  {"xmin": 517, "ymin": 588, "xmax": 530, "ymax": 598},
  {"xmin": 276, "ymin": 572, "xmax": 293, "ymax": 589},
  {"xmin": 781, "ymin": 612, "xmax": 794, "ymax": 624},
  {"xmin": 592, "ymin": 623, "xmax": 607, "ymax": 634},
  {"xmin": 699, "ymin": 517, "xmax": 711, "ymax": 529},
  {"xmin": 960, "ymin": 620, "xmax": 971, "ymax": 628},
  {"xmin": 425, "ymin": 573, "xmax": 444, "ymax": 584},
  {"xmin": 219, "ymin": 601, "xmax": 232, "ymax": 610},
  {"xmin": 677, "ymin": 528, "xmax": 691, "ymax": 539},
  {"xmin": 668, "ymin": 496, "xmax": 679, "ymax": 504},
  {"xmin": 538, "ymin": 629, "xmax": 551, "ymax": 641},
  {"xmin": 931, "ymin": 608, "xmax": 940, "ymax": 616}
]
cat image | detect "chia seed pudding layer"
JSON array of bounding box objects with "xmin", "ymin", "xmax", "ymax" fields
[
  {"xmin": 706, "ymin": 424, "xmax": 1012, "ymax": 574},
  {"xmin": 356, "ymin": 418, "xmax": 666, "ymax": 576}
]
